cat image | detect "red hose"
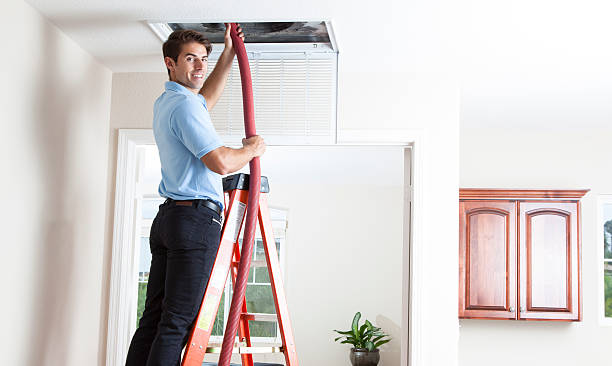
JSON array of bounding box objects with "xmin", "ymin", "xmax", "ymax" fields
[{"xmin": 218, "ymin": 23, "xmax": 261, "ymax": 366}]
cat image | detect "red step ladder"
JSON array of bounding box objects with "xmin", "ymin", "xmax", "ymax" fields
[{"xmin": 181, "ymin": 173, "xmax": 299, "ymax": 366}]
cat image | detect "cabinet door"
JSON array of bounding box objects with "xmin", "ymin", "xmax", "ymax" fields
[
  {"xmin": 459, "ymin": 201, "xmax": 517, "ymax": 319},
  {"xmin": 518, "ymin": 202, "xmax": 580, "ymax": 320}
]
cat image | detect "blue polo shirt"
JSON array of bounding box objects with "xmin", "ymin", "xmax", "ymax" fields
[{"xmin": 153, "ymin": 81, "xmax": 224, "ymax": 208}]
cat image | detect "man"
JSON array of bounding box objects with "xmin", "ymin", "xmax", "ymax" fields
[{"xmin": 125, "ymin": 24, "xmax": 265, "ymax": 366}]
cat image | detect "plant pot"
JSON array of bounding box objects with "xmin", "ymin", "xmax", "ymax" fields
[{"xmin": 349, "ymin": 348, "xmax": 380, "ymax": 366}]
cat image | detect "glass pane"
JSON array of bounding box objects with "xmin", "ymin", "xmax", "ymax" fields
[
  {"xmin": 605, "ymin": 263, "xmax": 612, "ymax": 318},
  {"xmin": 248, "ymin": 268, "xmax": 254, "ymax": 283},
  {"xmin": 249, "ymin": 321, "xmax": 277, "ymax": 338},
  {"xmin": 137, "ymin": 237, "xmax": 151, "ymax": 326},
  {"xmin": 604, "ymin": 204, "xmax": 612, "ymax": 258},
  {"xmin": 255, "ymin": 268, "xmax": 270, "ymax": 284},
  {"xmin": 211, "ymin": 291, "xmax": 225, "ymax": 336},
  {"xmin": 139, "ymin": 237, "xmax": 152, "ymax": 274},
  {"xmin": 253, "ymin": 240, "xmax": 265, "ymax": 284},
  {"xmin": 137, "ymin": 282, "xmax": 147, "ymax": 326},
  {"xmin": 253, "ymin": 239, "xmax": 282, "ymax": 262},
  {"xmin": 245, "ymin": 285, "xmax": 277, "ymax": 338},
  {"xmin": 246, "ymin": 285, "xmax": 275, "ymax": 313},
  {"xmin": 255, "ymin": 240, "xmax": 265, "ymax": 260},
  {"xmin": 142, "ymin": 198, "xmax": 164, "ymax": 219}
]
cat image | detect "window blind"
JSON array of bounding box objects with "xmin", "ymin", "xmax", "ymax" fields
[{"xmin": 206, "ymin": 52, "xmax": 337, "ymax": 144}]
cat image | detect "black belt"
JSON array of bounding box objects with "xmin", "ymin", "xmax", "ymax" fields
[{"xmin": 165, "ymin": 198, "xmax": 222, "ymax": 216}]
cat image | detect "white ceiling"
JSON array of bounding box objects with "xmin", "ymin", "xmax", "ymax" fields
[
  {"xmin": 24, "ymin": 0, "xmax": 612, "ymax": 128},
  {"xmin": 23, "ymin": 0, "xmax": 337, "ymax": 72}
]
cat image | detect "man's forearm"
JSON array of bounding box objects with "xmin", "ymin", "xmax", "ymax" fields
[
  {"xmin": 218, "ymin": 145, "xmax": 256, "ymax": 174},
  {"xmin": 200, "ymin": 49, "xmax": 235, "ymax": 109},
  {"xmin": 201, "ymin": 145, "xmax": 255, "ymax": 176}
]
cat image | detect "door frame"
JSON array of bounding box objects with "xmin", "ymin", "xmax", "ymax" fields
[{"xmin": 107, "ymin": 128, "xmax": 424, "ymax": 366}]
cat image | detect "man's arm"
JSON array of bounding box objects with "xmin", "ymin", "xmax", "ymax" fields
[
  {"xmin": 201, "ymin": 135, "xmax": 265, "ymax": 175},
  {"xmin": 200, "ymin": 24, "xmax": 244, "ymax": 110}
]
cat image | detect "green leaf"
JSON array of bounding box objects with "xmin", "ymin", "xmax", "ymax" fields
[
  {"xmin": 359, "ymin": 324, "xmax": 368, "ymax": 335},
  {"xmin": 334, "ymin": 336, "xmax": 344, "ymax": 342},
  {"xmin": 365, "ymin": 341, "xmax": 375, "ymax": 351},
  {"xmin": 374, "ymin": 339, "xmax": 391, "ymax": 348},
  {"xmin": 334, "ymin": 329, "xmax": 354, "ymax": 335},
  {"xmin": 372, "ymin": 335, "xmax": 386, "ymax": 343},
  {"xmin": 351, "ymin": 312, "xmax": 361, "ymax": 339}
]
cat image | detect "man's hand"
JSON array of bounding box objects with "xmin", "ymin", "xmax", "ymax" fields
[
  {"xmin": 201, "ymin": 24, "xmax": 245, "ymax": 110},
  {"xmin": 223, "ymin": 23, "xmax": 245, "ymax": 55},
  {"xmin": 201, "ymin": 135, "xmax": 266, "ymax": 175},
  {"xmin": 242, "ymin": 135, "xmax": 266, "ymax": 158}
]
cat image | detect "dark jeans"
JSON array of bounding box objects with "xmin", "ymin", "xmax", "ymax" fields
[{"xmin": 126, "ymin": 199, "xmax": 222, "ymax": 366}]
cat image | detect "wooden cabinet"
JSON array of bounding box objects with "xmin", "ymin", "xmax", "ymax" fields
[{"xmin": 459, "ymin": 189, "xmax": 588, "ymax": 321}]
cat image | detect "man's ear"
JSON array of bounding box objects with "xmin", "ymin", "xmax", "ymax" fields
[{"xmin": 164, "ymin": 57, "xmax": 176, "ymax": 73}]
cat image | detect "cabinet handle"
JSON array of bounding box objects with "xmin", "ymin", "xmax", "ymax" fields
[
  {"xmin": 509, "ymin": 307, "xmax": 515, "ymax": 312},
  {"xmin": 520, "ymin": 306, "xmax": 525, "ymax": 312}
]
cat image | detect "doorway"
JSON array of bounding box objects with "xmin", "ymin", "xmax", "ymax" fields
[{"xmin": 107, "ymin": 130, "xmax": 416, "ymax": 365}]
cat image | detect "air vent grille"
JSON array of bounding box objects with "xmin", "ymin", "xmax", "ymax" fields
[{"xmin": 207, "ymin": 54, "xmax": 337, "ymax": 144}]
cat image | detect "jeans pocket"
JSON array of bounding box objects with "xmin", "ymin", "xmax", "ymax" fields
[{"xmin": 165, "ymin": 211, "xmax": 214, "ymax": 249}]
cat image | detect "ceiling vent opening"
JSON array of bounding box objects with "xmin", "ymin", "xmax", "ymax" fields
[
  {"xmin": 148, "ymin": 21, "xmax": 338, "ymax": 53},
  {"xmin": 147, "ymin": 21, "xmax": 339, "ymax": 145}
]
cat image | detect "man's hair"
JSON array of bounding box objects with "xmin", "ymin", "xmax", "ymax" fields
[{"xmin": 162, "ymin": 30, "xmax": 212, "ymax": 78}]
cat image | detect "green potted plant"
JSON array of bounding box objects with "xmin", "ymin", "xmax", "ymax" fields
[{"xmin": 333, "ymin": 312, "xmax": 391, "ymax": 366}]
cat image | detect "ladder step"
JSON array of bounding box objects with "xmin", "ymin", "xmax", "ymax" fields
[
  {"xmin": 232, "ymin": 260, "xmax": 268, "ymax": 268},
  {"xmin": 205, "ymin": 346, "xmax": 283, "ymax": 354},
  {"xmin": 241, "ymin": 312, "xmax": 278, "ymax": 322}
]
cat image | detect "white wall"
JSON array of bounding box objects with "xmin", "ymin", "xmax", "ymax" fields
[
  {"xmin": 459, "ymin": 126, "xmax": 612, "ymax": 365},
  {"xmin": 459, "ymin": 0, "xmax": 612, "ymax": 364},
  {"xmin": 270, "ymin": 181, "xmax": 404, "ymax": 366},
  {"xmin": 0, "ymin": 0, "xmax": 112, "ymax": 365},
  {"xmin": 459, "ymin": 0, "xmax": 612, "ymax": 130}
]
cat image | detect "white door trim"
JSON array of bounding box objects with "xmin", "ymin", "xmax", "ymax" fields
[
  {"xmin": 107, "ymin": 128, "xmax": 423, "ymax": 366},
  {"xmin": 337, "ymin": 129, "xmax": 423, "ymax": 366},
  {"xmin": 107, "ymin": 129, "xmax": 155, "ymax": 366}
]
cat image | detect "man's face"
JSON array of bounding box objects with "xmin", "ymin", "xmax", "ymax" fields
[{"xmin": 165, "ymin": 41, "xmax": 208, "ymax": 93}]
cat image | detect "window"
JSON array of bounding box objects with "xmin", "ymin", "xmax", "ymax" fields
[
  {"xmin": 210, "ymin": 231, "xmax": 286, "ymax": 342},
  {"xmin": 599, "ymin": 195, "xmax": 612, "ymax": 324},
  {"xmin": 134, "ymin": 145, "xmax": 287, "ymax": 343},
  {"xmin": 136, "ymin": 196, "xmax": 164, "ymax": 324},
  {"xmin": 208, "ymin": 211, "xmax": 288, "ymax": 343}
]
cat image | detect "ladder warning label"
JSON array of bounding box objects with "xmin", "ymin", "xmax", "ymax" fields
[
  {"xmin": 197, "ymin": 293, "xmax": 220, "ymax": 331},
  {"xmin": 225, "ymin": 201, "xmax": 246, "ymax": 243}
]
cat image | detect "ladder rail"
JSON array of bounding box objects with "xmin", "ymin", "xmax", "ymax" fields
[
  {"xmin": 258, "ymin": 195, "xmax": 299, "ymax": 365},
  {"xmin": 231, "ymin": 239, "xmax": 254, "ymax": 366},
  {"xmin": 181, "ymin": 184, "xmax": 299, "ymax": 366},
  {"xmin": 181, "ymin": 189, "xmax": 249, "ymax": 365}
]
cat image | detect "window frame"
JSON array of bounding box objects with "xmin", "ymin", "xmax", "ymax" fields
[
  {"xmin": 598, "ymin": 194, "xmax": 612, "ymax": 326},
  {"xmin": 208, "ymin": 230, "xmax": 287, "ymax": 345}
]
